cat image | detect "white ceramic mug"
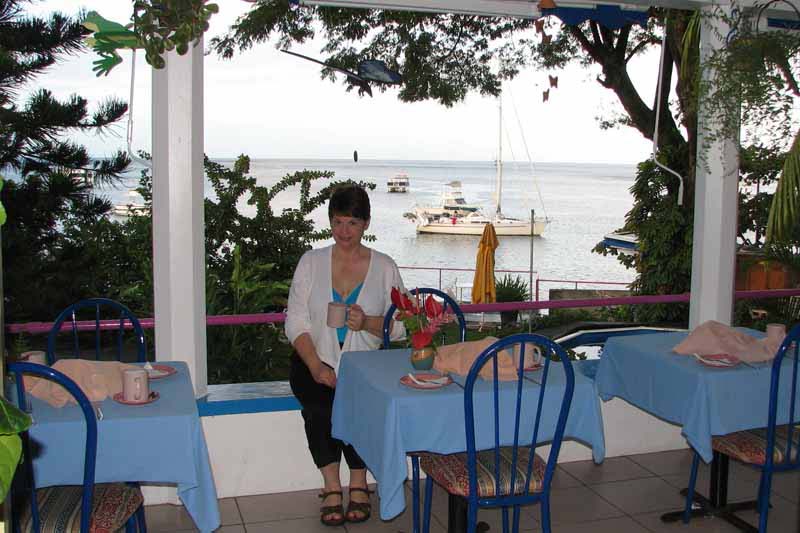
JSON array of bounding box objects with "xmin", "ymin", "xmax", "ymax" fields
[
  {"xmin": 326, "ymin": 302, "xmax": 349, "ymax": 328},
  {"xmin": 122, "ymin": 368, "xmax": 149, "ymax": 403},
  {"xmin": 21, "ymin": 351, "xmax": 47, "ymax": 365}
]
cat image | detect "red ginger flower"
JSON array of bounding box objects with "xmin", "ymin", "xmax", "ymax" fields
[{"xmin": 391, "ymin": 287, "xmax": 456, "ymax": 350}]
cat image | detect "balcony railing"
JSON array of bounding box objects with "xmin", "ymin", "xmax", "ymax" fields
[{"xmin": 8, "ymin": 288, "xmax": 800, "ymax": 335}]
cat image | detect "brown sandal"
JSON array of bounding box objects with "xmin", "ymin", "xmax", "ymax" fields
[
  {"xmin": 346, "ymin": 487, "xmax": 373, "ymax": 523},
  {"xmin": 319, "ymin": 490, "xmax": 345, "ymax": 527}
]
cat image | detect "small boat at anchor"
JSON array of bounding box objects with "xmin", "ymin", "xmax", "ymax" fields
[{"xmin": 387, "ymin": 173, "xmax": 410, "ymax": 193}]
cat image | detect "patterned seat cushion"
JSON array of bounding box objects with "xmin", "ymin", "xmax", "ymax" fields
[
  {"xmin": 419, "ymin": 447, "xmax": 546, "ymax": 498},
  {"xmin": 20, "ymin": 483, "xmax": 143, "ymax": 533},
  {"xmin": 713, "ymin": 424, "xmax": 800, "ymax": 465}
]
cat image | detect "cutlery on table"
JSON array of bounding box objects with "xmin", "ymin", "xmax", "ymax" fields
[
  {"xmin": 691, "ymin": 353, "xmax": 737, "ymax": 367},
  {"xmin": 406, "ymin": 373, "xmax": 449, "ymax": 386}
]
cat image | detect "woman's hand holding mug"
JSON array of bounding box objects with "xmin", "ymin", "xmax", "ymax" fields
[{"xmin": 345, "ymin": 304, "xmax": 367, "ymax": 331}]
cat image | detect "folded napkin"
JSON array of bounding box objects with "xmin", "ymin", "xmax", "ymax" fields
[
  {"xmin": 434, "ymin": 338, "xmax": 539, "ymax": 381},
  {"xmin": 25, "ymin": 359, "xmax": 139, "ymax": 408},
  {"xmin": 673, "ymin": 320, "xmax": 783, "ymax": 364}
]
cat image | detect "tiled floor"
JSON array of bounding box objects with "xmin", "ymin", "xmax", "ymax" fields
[{"xmin": 145, "ymin": 449, "xmax": 800, "ymax": 532}]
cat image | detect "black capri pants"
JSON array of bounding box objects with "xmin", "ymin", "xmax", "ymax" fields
[{"xmin": 289, "ymin": 353, "xmax": 366, "ymax": 470}]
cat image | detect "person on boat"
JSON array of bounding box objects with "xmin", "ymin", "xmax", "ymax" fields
[{"xmin": 285, "ymin": 184, "xmax": 406, "ymax": 526}]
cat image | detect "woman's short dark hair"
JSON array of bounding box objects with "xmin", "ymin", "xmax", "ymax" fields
[{"xmin": 328, "ymin": 184, "xmax": 371, "ymax": 221}]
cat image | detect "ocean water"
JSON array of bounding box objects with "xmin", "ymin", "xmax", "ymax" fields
[{"xmin": 108, "ymin": 158, "xmax": 638, "ymax": 298}]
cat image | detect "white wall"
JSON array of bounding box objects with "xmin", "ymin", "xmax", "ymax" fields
[{"xmin": 144, "ymin": 397, "xmax": 687, "ymax": 505}]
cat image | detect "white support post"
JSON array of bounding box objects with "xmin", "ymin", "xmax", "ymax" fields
[
  {"xmin": 689, "ymin": 6, "xmax": 739, "ymax": 328},
  {"xmin": 151, "ymin": 40, "xmax": 208, "ymax": 397}
]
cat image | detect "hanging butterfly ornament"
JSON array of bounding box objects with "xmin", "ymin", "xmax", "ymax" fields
[{"xmin": 281, "ymin": 50, "xmax": 402, "ymax": 97}]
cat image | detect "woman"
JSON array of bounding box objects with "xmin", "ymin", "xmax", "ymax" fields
[{"xmin": 285, "ymin": 184, "xmax": 405, "ymax": 526}]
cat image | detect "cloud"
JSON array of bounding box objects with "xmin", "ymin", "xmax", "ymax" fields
[{"xmin": 31, "ymin": 1, "xmax": 654, "ymax": 164}]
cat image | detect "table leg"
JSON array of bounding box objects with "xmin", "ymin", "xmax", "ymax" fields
[
  {"xmin": 448, "ymin": 494, "xmax": 467, "ymax": 533},
  {"xmin": 446, "ymin": 494, "xmax": 489, "ymax": 533},
  {"xmin": 660, "ymin": 452, "xmax": 759, "ymax": 532}
]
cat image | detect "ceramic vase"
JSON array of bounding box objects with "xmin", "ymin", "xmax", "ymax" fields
[{"xmin": 410, "ymin": 346, "xmax": 436, "ymax": 370}]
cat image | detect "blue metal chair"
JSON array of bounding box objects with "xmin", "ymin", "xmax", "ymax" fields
[
  {"xmin": 412, "ymin": 333, "xmax": 575, "ymax": 533},
  {"xmin": 46, "ymin": 298, "xmax": 147, "ymax": 365},
  {"xmin": 682, "ymin": 323, "xmax": 800, "ymax": 532},
  {"xmin": 382, "ymin": 287, "xmax": 467, "ymax": 348},
  {"xmin": 8, "ymin": 362, "xmax": 146, "ymax": 533}
]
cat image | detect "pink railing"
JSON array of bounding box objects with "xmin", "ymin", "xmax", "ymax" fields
[{"xmin": 8, "ymin": 289, "xmax": 800, "ymax": 335}]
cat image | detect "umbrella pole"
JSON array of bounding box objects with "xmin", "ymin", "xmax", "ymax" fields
[{"xmin": 529, "ymin": 208, "xmax": 535, "ymax": 333}]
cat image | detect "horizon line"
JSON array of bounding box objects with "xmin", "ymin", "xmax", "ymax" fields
[{"xmin": 203, "ymin": 156, "xmax": 641, "ymax": 165}]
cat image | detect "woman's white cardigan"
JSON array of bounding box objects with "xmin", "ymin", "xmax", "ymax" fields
[{"xmin": 285, "ymin": 245, "xmax": 406, "ymax": 373}]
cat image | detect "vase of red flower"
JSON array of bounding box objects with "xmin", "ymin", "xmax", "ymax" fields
[
  {"xmin": 410, "ymin": 346, "xmax": 436, "ymax": 370},
  {"xmin": 390, "ymin": 287, "xmax": 455, "ymax": 369}
]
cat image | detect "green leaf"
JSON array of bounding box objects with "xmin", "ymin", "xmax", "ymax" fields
[
  {"xmin": 0, "ymin": 397, "xmax": 32, "ymax": 435},
  {"xmin": 0, "ymin": 434, "xmax": 22, "ymax": 502},
  {"xmin": 767, "ymin": 130, "xmax": 800, "ymax": 242}
]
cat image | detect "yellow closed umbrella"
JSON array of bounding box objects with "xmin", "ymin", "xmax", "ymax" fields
[{"xmin": 472, "ymin": 223, "xmax": 499, "ymax": 304}]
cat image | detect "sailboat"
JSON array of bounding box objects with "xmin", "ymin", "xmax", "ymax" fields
[{"xmin": 405, "ymin": 97, "xmax": 548, "ymax": 236}]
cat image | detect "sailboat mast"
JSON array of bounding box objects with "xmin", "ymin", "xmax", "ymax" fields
[{"xmin": 496, "ymin": 95, "xmax": 503, "ymax": 215}]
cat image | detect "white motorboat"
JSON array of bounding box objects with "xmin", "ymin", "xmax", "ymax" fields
[
  {"xmin": 407, "ymin": 180, "xmax": 481, "ymax": 219},
  {"xmin": 112, "ymin": 203, "xmax": 148, "ymax": 217},
  {"xmin": 387, "ymin": 173, "xmax": 410, "ymax": 193},
  {"xmin": 112, "ymin": 190, "xmax": 148, "ymax": 218}
]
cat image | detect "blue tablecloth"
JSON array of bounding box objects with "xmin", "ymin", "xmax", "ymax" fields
[
  {"xmin": 595, "ymin": 331, "xmax": 798, "ymax": 463},
  {"xmin": 332, "ymin": 349, "xmax": 606, "ymax": 520},
  {"xmin": 23, "ymin": 362, "xmax": 220, "ymax": 532}
]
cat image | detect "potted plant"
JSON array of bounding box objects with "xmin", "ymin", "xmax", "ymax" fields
[{"xmin": 495, "ymin": 275, "xmax": 529, "ymax": 328}]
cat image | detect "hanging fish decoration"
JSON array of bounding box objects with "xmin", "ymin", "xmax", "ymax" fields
[{"xmin": 281, "ymin": 50, "xmax": 401, "ymax": 97}]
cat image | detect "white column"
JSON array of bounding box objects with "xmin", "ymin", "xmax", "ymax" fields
[
  {"xmin": 151, "ymin": 40, "xmax": 207, "ymax": 397},
  {"xmin": 689, "ymin": 6, "xmax": 739, "ymax": 328}
]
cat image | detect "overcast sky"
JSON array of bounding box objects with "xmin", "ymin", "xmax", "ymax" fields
[{"xmin": 30, "ymin": 1, "xmax": 659, "ymax": 163}]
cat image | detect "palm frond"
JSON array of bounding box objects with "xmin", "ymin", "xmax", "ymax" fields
[{"xmin": 767, "ymin": 128, "xmax": 800, "ymax": 242}]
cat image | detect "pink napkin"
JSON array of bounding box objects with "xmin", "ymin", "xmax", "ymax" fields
[
  {"xmin": 434, "ymin": 338, "xmax": 538, "ymax": 381},
  {"xmin": 672, "ymin": 320, "xmax": 783, "ymax": 363},
  {"xmin": 25, "ymin": 360, "xmax": 139, "ymax": 408}
]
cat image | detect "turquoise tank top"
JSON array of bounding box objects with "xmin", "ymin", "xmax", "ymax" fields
[{"xmin": 332, "ymin": 282, "xmax": 363, "ymax": 344}]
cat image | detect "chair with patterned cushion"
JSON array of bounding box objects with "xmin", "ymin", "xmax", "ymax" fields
[
  {"xmin": 8, "ymin": 362, "xmax": 146, "ymax": 533},
  {"xmin": 46, "ymin": 298, "xmax": 147, "ymax": 365},
  {"xmin": 412, "ymin": 333, "xmax": 575, "ymax": 533},
  {"xmin": 682, "ymin": 323, "xmax": 800, "ymax": 532},
  {"xmin": 382, "ymin": 287, "xmax": 467, "ymax": 348}
]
